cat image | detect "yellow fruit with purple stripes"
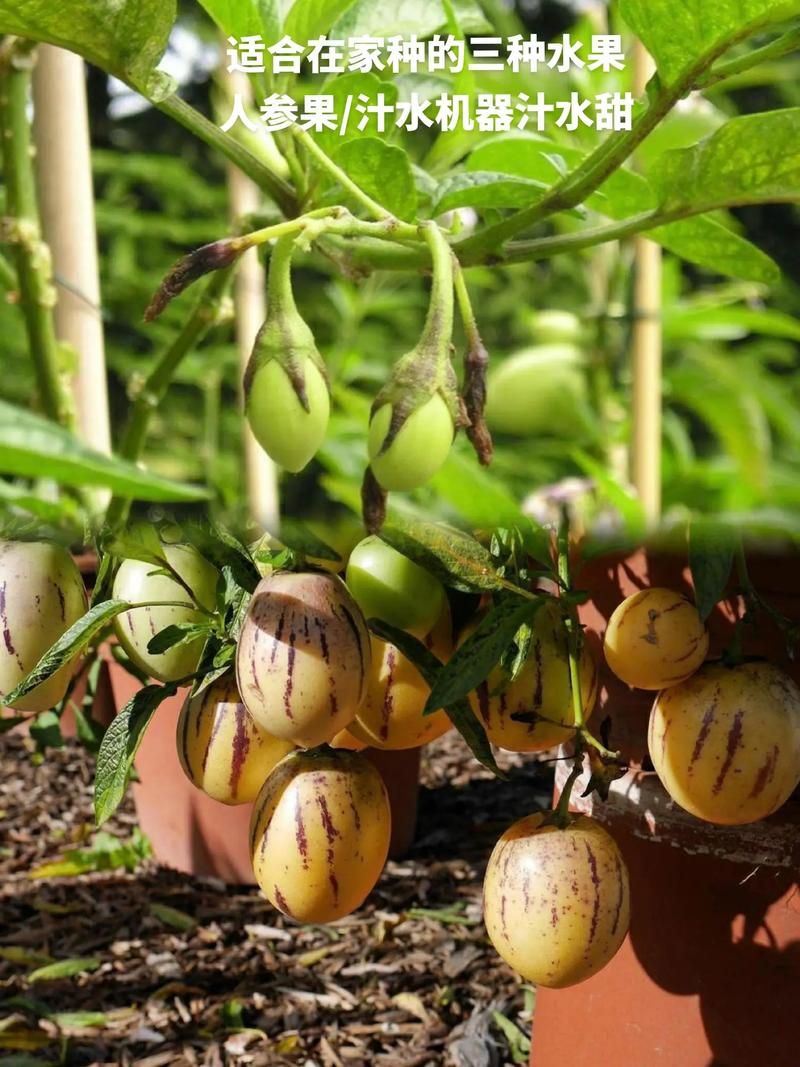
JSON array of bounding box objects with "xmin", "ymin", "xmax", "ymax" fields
[
  {"xmin": 348, "ymin": 611, "xmax": 453, "ymax": 751},
  {"xmin": 176, "ymin": 673, "xmax": 294, "ymax": 804},
  {"xmin": 483, "ymin": 814, "xmax": 630, "ymax": 988},
  {"xmin": 649, "ymin": 662, "xmax": 800, "ymax": 825},
  {"xmin": 236, "ymin": 572, "xmax": 371, "ymax": 749},
  {"xmin": 250, "ymin": 749, "xmax": 391, "ymax": 923},
  {"xmin": 604, "ymin": 587, "xmax": 708, "ymax": 691},
  {"xmin": 329, "ymin": 727, "xmax": 367, "ymax": 751},
  {"xmin": 469, "ymin": 601, "xmax": 598, "ymax": 753},
  {"xmin": 0, "ymin": 540, "xmax": 87, "ymax": 713}
]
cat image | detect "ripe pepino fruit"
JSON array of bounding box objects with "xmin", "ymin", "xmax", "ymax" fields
[
  {"xmin": 649, "ymin": 661, "xmax": 800, "ymax": 825},
  {"xmin": 244, "ymin": 235, "xmax": 329, "ymax": 473},
  {"xmin": 469, "ymin": 601, "xmax": 598, "ymax": 753},
  {"xmin": 604, "ymin": 587, "xmax": 709, "ymax": 690},
  {"xmin": 236, "ymin": 571, "xmax": 371, "ymax": 748},
  {"xmin": 176, "ymin": 673, "xmax": 294, "ymax": 804},
  {"xmin": 250, "ymin": 748, "xmax": 391, "ymax": 923},
  {"xmin": 484, "ymin": 813, "xmax": 630, "ymax": 988},
  {"xmin": 0, "ymin": 540, "xmax": 86, "ymax": 713},
  {"xmin": 113, "ymin": 542, "xmax": 219, "ymax": 684},
  {"xmin": 348, "ymin": 610, "xmax": 453, "ymax": 750},
  {"xmin": 329, "ymin": 727, "xmax": 367, "ymax": 751}
]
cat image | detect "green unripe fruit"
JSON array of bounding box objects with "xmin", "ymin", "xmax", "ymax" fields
[
  {"xmin": 485, "ymin": 345, "xmax": 592, "ymax": 439},
  {"xmin": 246, "ymin": 357, "xmax": 330, "ymax": 473},
  {"xmin": 531, "ymin": 310, "xmax": 583, "ymax": 346},
  {"xmin": 346, "ymin": 536, "xmax": 445, "ymax": 637},
  {"xmin": 113, "ymin": 543, "xmax": 219, "ymax": 683},
  {"xmin": 176, "ymin": 673, "xmax": 294, "ymax": 804},
  {"xmin": 0, "ymin": 540, "xmax": 86, "ymax": 713},
  {"xmin": 368, "ymin": 394, "xmax": 454, "ymax": 492}
]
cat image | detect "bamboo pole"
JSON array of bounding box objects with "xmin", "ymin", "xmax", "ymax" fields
[
  {"xmin": 223, "ymin": 67, "xmax": 280, "ymax": 533},
  {"xmin": 32, "ymin": 45, "xmax": 111, "ymax": 456},
  {"xmin": 630, "ymin": 42, "xmax": 663, "ymax": 526}
]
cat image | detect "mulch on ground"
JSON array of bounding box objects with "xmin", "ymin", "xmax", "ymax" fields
[{"xmin": 0, "ymin": 730, "xmax": 551, "ymax": 1066}]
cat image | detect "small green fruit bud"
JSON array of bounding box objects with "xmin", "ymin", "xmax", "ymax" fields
[
  {"xmin": 368, "ymin": 393, "xmax": 454, "ymax": 492},
  {"xmin": 246, "ymin": 357, "xmax": 330, "ymax": 473}
]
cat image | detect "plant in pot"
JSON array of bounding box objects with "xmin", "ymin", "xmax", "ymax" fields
[{"xmin": 2, "ymin": 0, "xmax": 800, "ymax": 1060}]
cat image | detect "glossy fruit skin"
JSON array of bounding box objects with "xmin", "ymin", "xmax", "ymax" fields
[
  {"xmin": 531, "ymin": 310, "xmax": 583, "ymax": 345},
  {"xmin": 236, "ymin": 571, "xmax": 371, "ymax": 748},
  {"xmin": 346, "ymin": 535, "xmax": 445, "ymax": 638},
  {"xmin": 246, "ymin": 357, "xmax": 330, "ymax": 473},
  {"xmin": 483, "ymin": 813, "xmax": 630, "ymax": 988},
  {"xmin": 605, "ymin": 587, "xmax": 709, "ymax": 691},
  {"xmin": 250, "ymin": 749, "xmax": 391, "ymax": 923},
  {"xmin": 329, "ymin": 727, "xmax": 367, "ymax": 751},
  {"xmin": 0, "ymin": 540, "xmax": 86, "ymax": 713},
  {"xmin": 469, "ymin": 601, "xmax": 598, "ymax": 753},
  {"xmin": 113, "ymin": 544, "xmax": 219, "ymax": 684},
  {"xmin": 176, "ymin": 673, "xmax": 294, "ymax": 804},
  {"xmin": 368, "ymin": 394, "xmax": 454, "ymax": 492},
  {"xmin": 485, "ymin": 345, "xmax": 592, "ymax": 439},
  {"xmin": 649, "ymin": 661, "xmax": 800, "ymax": 825},
  {"xmin": 348, "ymin": 617, "xmax": 453, "ymax": 750}
]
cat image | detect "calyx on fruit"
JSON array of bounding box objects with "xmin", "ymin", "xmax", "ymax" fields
[{"xmin": 244, "ymin": 234, "xmax": 330, "ymax": 473}]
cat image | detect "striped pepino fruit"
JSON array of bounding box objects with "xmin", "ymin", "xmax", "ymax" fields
[
  {"xmin": 649, "ymin": 661, "xmax": 800, "ymax": 825},
  {"xmin": 0, "ymin": 540, "xmax": 87, "ymax": 713},
  {"xmin": 483, "ymin": 813, "xmax": 630, "ymax": 988},
  {"xmin": 250, "ymin": 748, "xmax": 391, "ymax": 923},
  {"xmin": 176, "ymin": 672, "xmax": 294, "ymax": 804},
  {"xmin": 236, "ymin": 572, "xmax": 371, "ymax": 748}
]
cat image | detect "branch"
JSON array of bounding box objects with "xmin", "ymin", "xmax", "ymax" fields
[{"xmin": 696, "ymin": 25, "xmax": 800, "ymax": 90}]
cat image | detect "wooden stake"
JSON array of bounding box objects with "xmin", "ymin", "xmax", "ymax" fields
[
  {"xmin": 223, "ymin": 67, "xmax": 280, "ymax": 533},
  {"xmin": 32, "ymin": 46, "xmax": 111, "ymax": 455},
  {"xmin": 630, "ymin": 42, "xmax": 662, "ymax": 526}
]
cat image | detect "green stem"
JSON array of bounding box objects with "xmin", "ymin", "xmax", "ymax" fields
[
  {"xmin": 553, "ymin": 751, "xmax": 584, "ymax": 824},
  {"xmin": 104, "ymin": 268, "xmax": 232, "ymax": 530},
  {"xmin": 0, "ymin": 249, "xmax": 17, "ymax": 290},
  {"xmin": 0, "ymin": 46, "xmax": 72, "ymax": 426},
  {"xmin": 155, "ymin": 92, "xmax": 296, "ymax": 216},
  {"xmin": 418, "ymin": 223, "xmax": 455, "ymax": 361},
  {"xmin": 454, "ymin": 261, "xmax": 480, "ymax": 347},
  {"xmin": 697, "ymin": 26, "xmax": 800, "ymax": 89},
  {"xmin": 266, "ymin": 233, "xmax": 299, "ymax": 316}
]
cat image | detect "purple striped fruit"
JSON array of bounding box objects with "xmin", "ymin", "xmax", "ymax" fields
[
  {"xmin": 0, "ymin": 540, "xmax": 86, "ymax": 713},
  {"xmin": 649, "ymin": 661, "xmax": 800, "ymax": 825},
  {"xmin": 468, "ymin": 601, "xmax": 598, "ymax": 753},
  {"xmin": 249, "ymin": 748, "xmax": 391, "ymax": 923},
  {"xmin": 347, "ymin": 612, "xmax": 453, "ymax": 751},
  {"xmin": 604, "ymin": 587, "xmax": 709, "ymax": 691},
  {"xmin": 483, "ymin": 813, "xmax": 630, "ymax": 988},
  {"xmin": 236, "ymin": 572, "xmax": 371, "ymax": 749},
  {"xmin": 176, "ymin": 673, "xmax": 294, "ymax": 805},
  {"xmin": 112, "ymin": 543, "xmax": 219, "ymax": 683}
]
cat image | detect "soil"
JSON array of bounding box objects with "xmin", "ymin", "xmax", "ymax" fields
[{"xmin": 0, "ymin": 729, "xmax": 552, "ymax": 1066}]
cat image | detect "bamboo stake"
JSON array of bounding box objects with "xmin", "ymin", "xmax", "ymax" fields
[
  {"xmin": 32, "ymin": 45, "xmax": 111, "ymax": 456},
  {"xmin": 223, "ymin": 67, "xmax": 280, "ymax": 533},
  {"xmin": 630, "ymin": 42, "xmax": 663, "ymax": 526}
]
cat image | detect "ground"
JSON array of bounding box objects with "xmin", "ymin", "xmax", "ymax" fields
[{"xmin": 0, "ymin": 730, "xmax": 551, "ymax": 1066}]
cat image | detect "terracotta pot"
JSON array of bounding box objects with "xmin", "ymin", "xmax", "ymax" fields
[
  {"xmin": 531, "ymin": 546, "xmax": 800, "ymax": 1067},
  {"xmin": 107, "ymin": 661, "xmax": 421, "ymax": 883}
]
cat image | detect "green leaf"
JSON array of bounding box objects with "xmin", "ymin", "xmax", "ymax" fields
[
  {"xmin": 0, "ymin": 0, "xmax": 175, "ymax": 91},
  {"xmin": 27, "ymin": 958, "xmax": 100, "ymax": 984},
  {"xmin": 3, "ymin": 601, "xmax": 131, "ymax": 708},
  {"xmin": 425, "ymin": 596, "xmax": 542, "ymax": 714},
  {"xmin": 689, "ymin": 521, "xmax": 736, "ymax": 621},
  {"xmin": 333, "ymin": 0, "xmax": 489, "ymax": 37},
  {"xmin": 432, "ymin": 171, "xmax": 548, "ymax": 215},
  {"xmin": 368, "ymin": 619, "xmax": 504, "ymax": 778},
  {"xmin": 183, "ymin": 524, "xmax": 259, "ymax": 594},
  {"xmin": 312, "ymin": 73, "xmax": 399, "ymax": 155},
  {"xmin": 492, "ymin": 1010, "xmax": 531, "ymax": 1065},
  {"xmin": 94, "ymin": 683, "xmax": 177, "ymax": 826},
  {"xmin": 467, "ymin": 135, "xmax": 779, "ymax": 283},
  {"xmin": 620, "ymin": 0, "xmax": 800, "ymax": 88},
  {"xmin": 277, "ymin": 519, "xmax": 342, "ymax": 562},
  {"xmin": 285, "ymin": 0, "xmax": 360, "ymax": 42},
  {"xmin": 0, "ymin": 401, "xmax": 209, "ymax": 503},
  {"xmin": 28, "ymin": 712, "xmax": 64, "ymax": 753},
  {"xmin": 150, "ymin": 903, "xmax": 197, "ymax": 931},
  {"xmin": 379, "ymin": 517, "xmax": 503, "ymax": 593},
  {"xmin": 147, "ymin": 622, "xmax": 212, "ymax": 655},
  {"xmin": 197, "ymin": 0, "xmax": 280, "ymax": 41},
  {"xmin": 652, "ymin": 109, "xmax": 800, "ymax": 215},
  {"xmin": 48, "ymin": 1012, "xmax": 109, "ymax": 1030},
  {"xmin": 334, "ymin": 139, "xmax": 417, "ymax": 220}
]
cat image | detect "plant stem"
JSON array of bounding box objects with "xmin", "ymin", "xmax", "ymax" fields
[
  {"xmin": 0, "ymin": 249, "xmax": 17, "ymax": 290},
  {"xmin": 697, "ymin": 26, "xmax": 800, "ymax": 89},
  {"xmin": 155, "ymin": 92, "xmax": 296, "ymax": 216},
  {"xmin": 553, "ymin": 751, "xmax": 584, "ymax": 824},
  {"xmin": 0, "ymin": 45, "xmax": 72, "ymax": 426},
  {"xmin": 104, "ymin": 269, "xmax": 232, "ymax": 530},
  {"xmin": 418, "ymin": 222, "xmax": 455, "ymax": 360}
]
